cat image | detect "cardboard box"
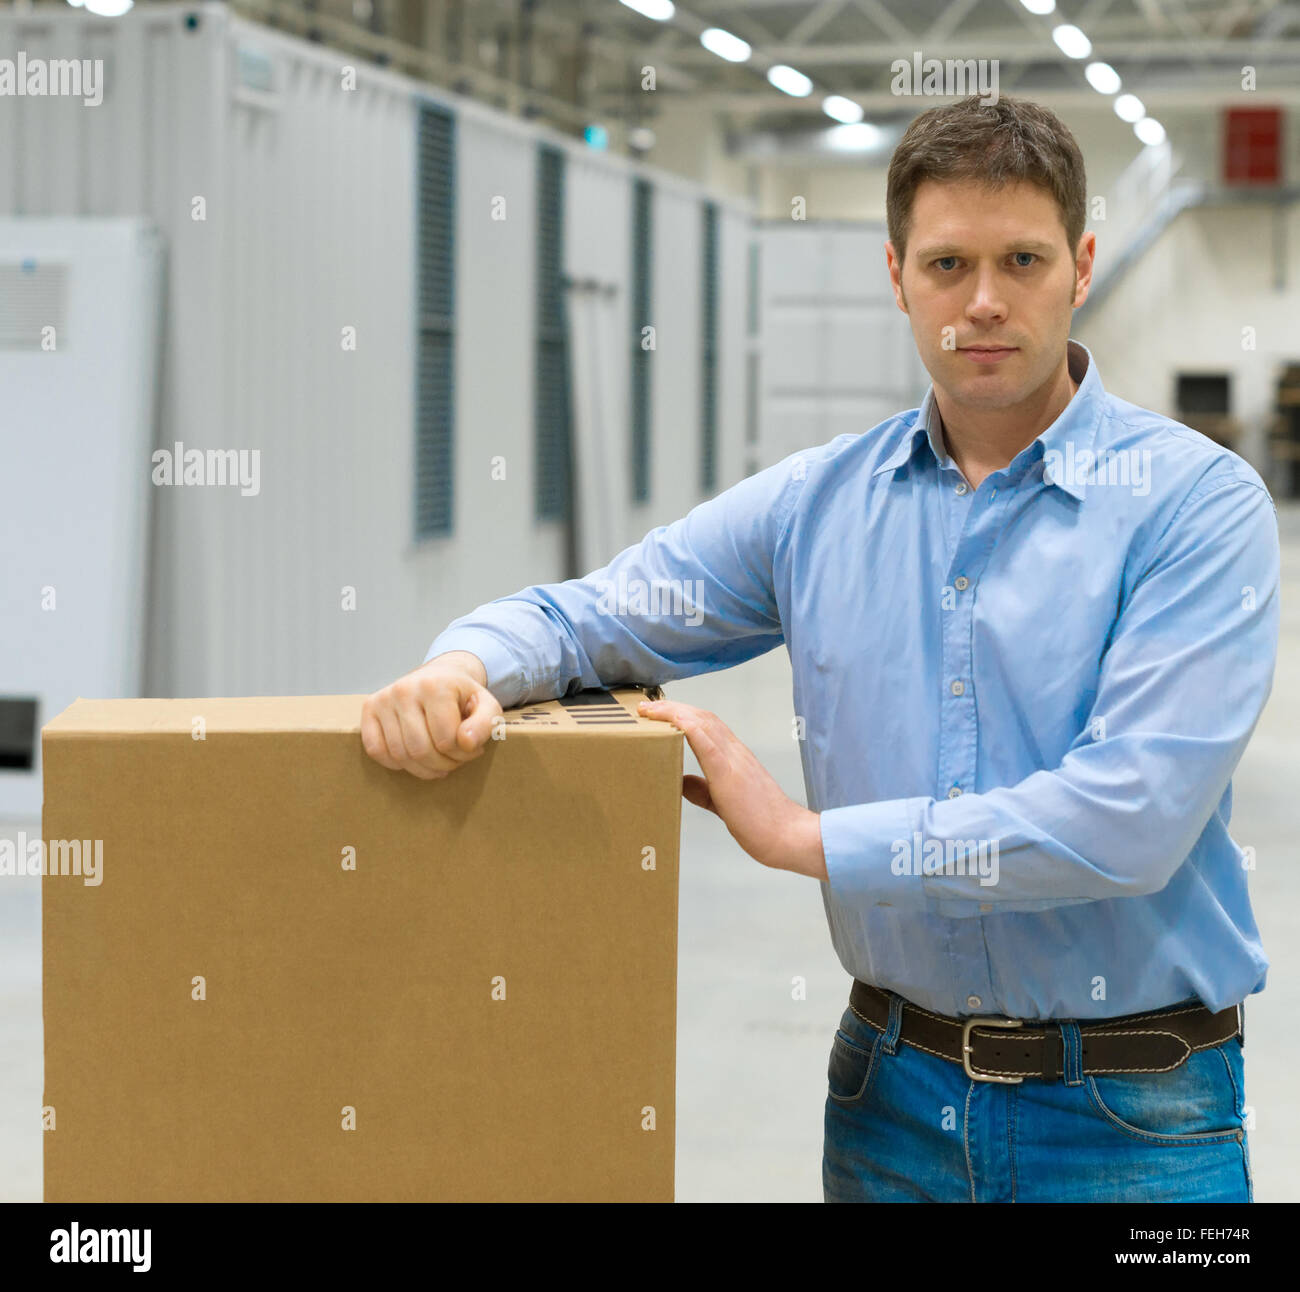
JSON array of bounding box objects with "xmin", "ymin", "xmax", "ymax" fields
[{"xmin": 40, "ymin": 686, "xmax": 682, "ymax": 1201}]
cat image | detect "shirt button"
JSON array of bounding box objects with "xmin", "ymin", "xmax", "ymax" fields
[
  {"xmin": 955, "ymin": 481, "xmax": 969, "ymax": 495},
  {"xmin": 967, "ymin": 995, "xmax": 983, "ymax": 1010},
  {"xmin": 950, "ymin": 680, "xmax": 965, "ymax": 696},
  {"xmin": 954, "ymin": 576, "xmax": 969, "ymax": 591},
  {"xmin": 948, "ymin": 786, "xmax": 963, "ymax": 799}
]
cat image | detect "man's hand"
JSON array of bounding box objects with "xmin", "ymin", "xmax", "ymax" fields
[
  {"xmin": 637, "ymin": 699, "xmax": 827, "ymax": 880},
  {"xmin": 361, "ymin": 652, "xmax": 503, "ymax": 780}
]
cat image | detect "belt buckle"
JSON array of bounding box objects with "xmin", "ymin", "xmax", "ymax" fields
[{"xmin": 961, "ymin": 1016, "xmax": 1025, "ymax": 1083}]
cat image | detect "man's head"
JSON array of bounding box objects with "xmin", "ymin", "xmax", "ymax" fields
[{"xmin": 884, "ymin": 95, "xmax": 1094, "ymax": 414}]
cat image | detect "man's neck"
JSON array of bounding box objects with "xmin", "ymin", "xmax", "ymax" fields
[{"xmin": 938, "ymin": 363, "xmax": 1077, "ymax": 492}]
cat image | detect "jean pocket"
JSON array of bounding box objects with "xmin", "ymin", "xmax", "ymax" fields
[
  {"xmin": 827, "ymin": 1007, "xmax": 881, "ymax": 1105},
  {"xmin": 1084, "ymin": 1040, "xmax": 1246, "ymax": 1146}
]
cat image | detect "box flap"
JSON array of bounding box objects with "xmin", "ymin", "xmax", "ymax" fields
[{"xmin": 41, "ymin": 685, "xmax": 674, "ymax": 738}]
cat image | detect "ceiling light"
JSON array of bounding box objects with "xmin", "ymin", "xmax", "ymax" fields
[
  {"xmin": 822, "ymin": 95, "xmax": 864, "ymax": 124},
  {"xmin": 1114, "ymin": 93, "xmax": 1145, "ymax": 122},
  {"xmin": 700, "ymin": 28, "xmax": 751, "ymax": 63},
  {"xmin": 827, "ymin": 123, "xmax": 883, "ymax": 151},
  {"xmin": 1051, "ymin": 24, "xmax": 1092, "ymax": 59},
  {"xmin": 1084, "ymin": 62, "xmax": 1121, "ymax": 95},
  {"xmin": 1135, "ymin": 117, "xmax": 1166, "ymax": 146},
  {"xmin": 767, "ymin": 65, "xmax": 813, "ymax": 97},
  {"xmin": 618, "ymin": 0, "xmax": 675, "ymax": 21}
]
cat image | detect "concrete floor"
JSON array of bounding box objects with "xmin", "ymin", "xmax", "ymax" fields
[{"xmin": 2, "ymin": 503, "xmax": 1297, "ymax": 1203}]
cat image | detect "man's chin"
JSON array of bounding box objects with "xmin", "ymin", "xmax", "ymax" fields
[{"xmin": 947, "ymin": 375, "xmax": 1024, "ymax": 409}]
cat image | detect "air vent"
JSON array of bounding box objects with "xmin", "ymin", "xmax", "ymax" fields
[{"xmin": 0, "ymin": 261, "xmax": 68, "ymax": 349}]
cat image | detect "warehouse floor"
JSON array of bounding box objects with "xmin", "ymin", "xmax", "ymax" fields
[{"xmin": 2, "ymin": 502, "xmax": 1296, "ymax": 1203}]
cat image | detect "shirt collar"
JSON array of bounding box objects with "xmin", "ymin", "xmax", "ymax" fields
[{"xmin": 874, "ymin": 339, "xmax": 1104, "ymax": 499}]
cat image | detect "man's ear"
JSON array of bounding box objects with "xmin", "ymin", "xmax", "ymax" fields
[
  {"xmin": 1072, "ymin": 230, "xmax": 1097, "ymax": 309},
  {"xmin": 884, "ymin": 240, "xmax": 908, "ymax": 314}
]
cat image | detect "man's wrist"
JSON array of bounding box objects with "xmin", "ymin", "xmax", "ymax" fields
[
  {"xmin": 775, "ymin": 806, "xmax": 828, "ymax": 881},
  {"xmin": 428, "ymin": 650, "xmax": 488, "ymax": 688}
]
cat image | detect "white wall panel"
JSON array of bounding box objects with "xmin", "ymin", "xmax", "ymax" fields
[
  {"xmin": 565, "ymin": 152, "xmax": 632, "ymax": 565},
  {"xmin": 436, "ymin": 113, "xmax": 552, "ymax": 619},
  {"xmin": 206, "ymin": 26, "xmax": 420, "ymax": 698},
  {"xmin": 756, "ymin": 222, "xmax": 927, "ymax": 467},
  {"xmin": 0, "ymin": 218, "xmax": 163, "ymax": 817},
  {"xmin": 649, "ymin": 186, "xmax": 703, "ymax": 530},
  {"xmin": 718, "ymin": 207, "xmax": 752, "ymax": 488}
]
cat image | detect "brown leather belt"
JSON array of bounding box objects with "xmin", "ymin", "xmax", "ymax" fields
[{"xmin": 849, "ymin": 979, "xmax": 1241, "ymax": 1083}]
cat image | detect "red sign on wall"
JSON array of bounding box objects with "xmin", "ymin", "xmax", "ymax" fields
[{"xmin": 1223, "ymin": 107, "xmax": 1282, "ymax": 184}]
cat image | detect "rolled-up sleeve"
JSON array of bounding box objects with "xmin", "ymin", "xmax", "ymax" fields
[
  {"xmin": 820, "ymin": 475, "xmax": 1280, "ymax": 917},
  {"xmin": 426, "ymin": 454, "xmax": 806, "ymax": 708}
]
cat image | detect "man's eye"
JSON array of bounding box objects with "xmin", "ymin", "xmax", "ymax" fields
[{"xmin": 931, "ymin": 253, "xmax": 1036, "ymax": 270}]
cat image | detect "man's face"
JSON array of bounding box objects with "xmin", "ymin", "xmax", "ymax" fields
[{"xmin": 886, "ymin": 178, "xmax": 1092, "ymax": 412}]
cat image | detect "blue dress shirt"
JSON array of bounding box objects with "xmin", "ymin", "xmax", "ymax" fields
[{"xmin": 427, "ymin": 339, "xmax": 1279, "ymax": 1020}]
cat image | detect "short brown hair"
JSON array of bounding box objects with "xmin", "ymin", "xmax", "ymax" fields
[{"xmin": 886, "ymin": 94, "xmax": 1087, "ymax": 267}]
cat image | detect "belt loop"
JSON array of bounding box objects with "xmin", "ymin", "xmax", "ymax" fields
[
  {"xmin": 881, "ymin": 992, "xmax": 904, "ymax": 1055},
  {"xmin": 1059, "ymin": 1021, "xmax": 1083, "ymax": 1086}
]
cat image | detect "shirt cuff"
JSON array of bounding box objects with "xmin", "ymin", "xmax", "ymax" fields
[
  {"xmin": 424, "ymin": 628, "xmax": 531, "ymax": 710},
  {"xmin": 819, "ymin": 796, "xmax": 933, "ymax": 914}
]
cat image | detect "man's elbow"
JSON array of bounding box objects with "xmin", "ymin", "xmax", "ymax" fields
[{"xmin": 1090, "ymin": 828, "xmax": 1204, "ymax": 900}]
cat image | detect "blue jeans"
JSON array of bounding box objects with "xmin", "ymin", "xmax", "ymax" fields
[{"xmin": 823, "ymin": 991, "xmax": 1253, "ymax": 1202}]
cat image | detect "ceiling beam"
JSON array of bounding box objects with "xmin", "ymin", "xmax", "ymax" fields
[
  {"xmin": 924, "ymin": 0, "xmax": 984, "ymax": 43},
  {"xmin": 616, "ymin": 83, "xmax": 1300, "ymax": 114},
  {"xmin": 850, "ymin": 0, "xmax": 914, "ymax": 44},
  {"xmin": 661, "ymin": 37, "xmax": 1300, "ymax": 65},
  {"xmin": 783, "ymin": 0, "xmax": 853, "ymax": 49}
]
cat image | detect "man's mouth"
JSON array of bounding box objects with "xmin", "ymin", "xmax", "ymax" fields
[{"xmin": 959, "ymin": 345, "xmax": 1018, "ymax": 364}]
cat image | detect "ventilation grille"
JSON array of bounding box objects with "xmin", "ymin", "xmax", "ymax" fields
[
  {"xmin": 415, "ymin": 103, "xmax": 456, "ymax": 539},
  {"xmin": 700, "ymin": 203, "xmax": 719, "ymax": 493},
  {"xmin": 535, "ymin": 144, "xmax": 573, "ymax": 523},
  {"xmin": 0, "ymin": 261, "xmax": 68, "ymax": 349},
  {"xmin": 630, "ymin": 177, "xmax": 653, "ymax": 504}
]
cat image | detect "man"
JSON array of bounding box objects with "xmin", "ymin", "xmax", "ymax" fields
[{"xmin": 362, "ymin": 95, "xmax": 1278, "ymax": 1203}]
